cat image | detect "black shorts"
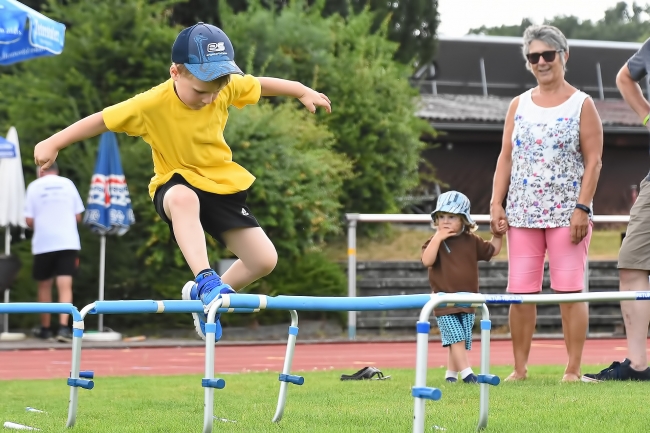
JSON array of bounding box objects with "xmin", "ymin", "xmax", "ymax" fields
[
  {"xmin": 32, "ymin": 250, "xmax": 79, "ymax": 281},
  {"xmin": 153, "ymin": 174, "xmax": 260, "ymax": 245}
]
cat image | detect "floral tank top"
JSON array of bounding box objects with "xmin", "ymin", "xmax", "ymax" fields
[{"xmin": 506, "ymin": 89, "xmax": 591, "ymax": 228}]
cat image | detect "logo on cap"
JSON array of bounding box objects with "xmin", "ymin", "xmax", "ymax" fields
[{"xmin": 207, "ymin": 42, "xmax": 225, "ymax": 53}]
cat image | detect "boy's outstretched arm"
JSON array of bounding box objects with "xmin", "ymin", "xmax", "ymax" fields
[
  {"xmin": 257, "ymin": 77, "xmax": 331, "ymax": 113},
  {"xmin": 34, "ymin": 112, "xmax": 109, "ymax": 169}
]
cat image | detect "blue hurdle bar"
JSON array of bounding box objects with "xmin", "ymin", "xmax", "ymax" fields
[
  {"xmin": 0, "ymin": 303, "xmax": 82, "ymax": 321},
  {"xmin": 83, "ymin": 294, "xmax": 439, "ymax": 316},
  {"xmin": 218, "ymin": 293, "xmax": 435, "ymax": 311},
  {"xmin": 412, "ymin": 291, "xmax": 650, "ymax": 433}
]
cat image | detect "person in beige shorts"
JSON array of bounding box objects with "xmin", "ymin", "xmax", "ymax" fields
[{"xmin": 582, "ymin": 41, "xmax": 650, "ymax": 382}]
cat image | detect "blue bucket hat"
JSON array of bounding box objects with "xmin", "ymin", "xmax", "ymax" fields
[
  {"xmin": 171, "ymin": 22, "xmax": 243, "ymax": 82},
  {"xmin": 431, "ymin": 191, "xmax": 476, "ymax": 227}
]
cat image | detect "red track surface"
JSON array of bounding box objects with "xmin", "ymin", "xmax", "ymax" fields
[{"xmin": 0, "ymin": 339, "xmax": 639, "ymax": 380}]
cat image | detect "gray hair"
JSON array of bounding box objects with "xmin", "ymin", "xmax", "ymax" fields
[
  {"xmin": 522, "ymin": 25, "xmax": 568, "ymax": 72},
  {"xmin": 37, "ymin": 161, "xmax": 58, "ymax": 177}
]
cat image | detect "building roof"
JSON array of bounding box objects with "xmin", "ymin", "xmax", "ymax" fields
[
  {"xmin": 414, "ymin": 35, "xmax": 647, "ymax": 101},
  {"xmin": 438, "ymin": 34, "xmax": 643, "ymax": 50},
  {"xmin": 417, "ymin": 94, "xmax": 646, "ymax": 133}
]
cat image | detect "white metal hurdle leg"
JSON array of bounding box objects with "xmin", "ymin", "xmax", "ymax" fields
[
  {"xmin": 413, "ymin": 294, "xmax": 500, "ymax": 433},
  {"xmin": 67, "ymin": 303, "xmax": 96, "ymax": 428},
  {"xmin": 477, "ymin": 303, "xmax": 499, "ymax": 430},
  {"xmin": 203, "ymin": 299, "xmax": 226, "ymax": 433},
  {"xmin": 272, "ymin": 310, "xmax": 302, "ymax": 422}
]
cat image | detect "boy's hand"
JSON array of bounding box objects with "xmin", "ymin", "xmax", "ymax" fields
[
  {"xmin": 434, "ymin": 226, "xmax": 456, "ymax": 241},
  {"xmin": 299, "ymin": 88, "xmax": 331, "ymax": 114},
  {"xmin": 34, "ymin": 139, "xmax": 59, "ymax": 170}
]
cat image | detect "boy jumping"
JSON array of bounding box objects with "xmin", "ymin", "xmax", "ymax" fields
[{"xmin": 34, "ymin": 22, "xmax": 331, "ymax": 341}]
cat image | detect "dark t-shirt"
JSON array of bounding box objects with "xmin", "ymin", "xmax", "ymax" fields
[
  {"xmin": 627, "ymin": 39, "xmax": 650, "ymax": 179},
  {"xmin": 627, "ymin": 39, "xmax": 650, "ymax": 82},
  {"xmin": 421, "ymin": 231, "xmax": 495, "ymax": 317}
]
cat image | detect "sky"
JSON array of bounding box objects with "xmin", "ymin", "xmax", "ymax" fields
[{"xmin": 438, "ymin": 0, "xmax": 642, "ymax": 37}]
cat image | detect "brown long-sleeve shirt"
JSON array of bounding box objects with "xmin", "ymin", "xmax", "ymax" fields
[{"xmin": 421, "ymin": 232, "xmax": 495, "ymax": 317}]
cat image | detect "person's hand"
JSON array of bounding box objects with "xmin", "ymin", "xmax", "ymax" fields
[
  {"xmin": 433, "ymin": 226, "xmax": 457, "ymax": 241},
  {"xmin": 570, "ymin": 208, "xmax": 589, "ymax": 244},
  {"xmin": 495, "ymin": 219, "xmax": 508, "ymax": 237},
  {"xmin": 34, "ymin": 139, "xmax": 59, "ymax": 170},
  {"xmin": 490, "ymin": 204, "xmax": 509, "ymax": 236},
  {"xmin": 299, "ymin": 87, "xmax": 331, "ymax": 114}
]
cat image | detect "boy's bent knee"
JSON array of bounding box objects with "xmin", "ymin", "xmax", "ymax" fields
[
  {"xmin": 164, "ymin": 185, "xmax": 199, "ymax": 211},
  {"xmin": 257, "ymin": 251, "xmax": 278, "ymax": 277}
]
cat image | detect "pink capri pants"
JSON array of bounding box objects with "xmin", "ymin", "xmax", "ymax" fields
[{"xmin": 506, "ymin": 225, "xmax": 592, "ymax": 294}]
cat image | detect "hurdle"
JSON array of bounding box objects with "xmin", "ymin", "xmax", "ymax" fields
[
  {"xmin": 70, "ymin": 299, "xmax": 262, "ymax": 432},
  {"xmin": 412, "ymin": 291, "xmax": 650, "ymax": 433},
  {"xmin": 72, "ymin": 294, "xmax": 436, "ymax": 433},
  {"xmin": 0, "ymin": 302, "xmax": 87, "ymax": 427},
  {"xmin": 208, "ymin": 294, "xmax": 445, "ymax": 427}
]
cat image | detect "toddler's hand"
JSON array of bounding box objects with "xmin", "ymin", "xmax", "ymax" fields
[
  {"xmin": 434, "ymin": 226, "xmax": 456, "ymax": 241},
  {"xmin": 497, "ymin": 219, "xmax": 508, "ymax": 235}
]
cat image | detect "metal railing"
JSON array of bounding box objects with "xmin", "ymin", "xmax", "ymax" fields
[{"xmin": 345, "ymin": 213, "xmax": 630, "ymax": 340}]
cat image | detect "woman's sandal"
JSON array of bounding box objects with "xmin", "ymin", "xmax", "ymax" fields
[{"xmin": 340, "ymin": 366, "xmax": 391, "ymax": 381}]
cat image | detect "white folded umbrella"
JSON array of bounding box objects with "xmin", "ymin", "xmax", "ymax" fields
[
  {"xmin": 0, "ymin": 126, "xmax": 27, "ymax": 340},
  {"xmin": 0, "ymin": 126, "xmax": 27, "ymax": 241}
]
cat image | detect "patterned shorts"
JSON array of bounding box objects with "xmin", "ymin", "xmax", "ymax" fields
[{"xmin": 436, "ymin": 313, "xmax": 475, "ymax": 350}]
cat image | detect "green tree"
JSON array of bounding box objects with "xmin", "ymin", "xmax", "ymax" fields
[
  {"xmin": 320, "ymin": 0, "xmax": 439, "ymax": 66},
  {"xmin": 165, "ymin": 0, "xmax": 438, "ymax": 67},
  {"xmin": 222, "ymin": 1, "xmax": 431, "ymax": 215},
  {"xmin": 469, "ymin": 2, "xmax": 650, "ymax": 42},
  {"xmin": 468, "ymin": 18, "xmax": 533, "ymax": 38},
  {"xmin": 0, "ymin": 0, "xmax": 350, "ymax": 329},
  {"xmin": 0, "ymin": 0, "xmax": 187, "ymax": 329}
]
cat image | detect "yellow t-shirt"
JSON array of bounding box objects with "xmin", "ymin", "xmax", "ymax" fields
[{"xmin": 102, "ymin": 74, "xmax": 261, "ymax": 198}]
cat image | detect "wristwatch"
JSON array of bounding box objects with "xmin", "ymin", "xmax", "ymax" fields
[{"xmin": 575, "ymin": 203, "xmax": 591, "ymax": 215}]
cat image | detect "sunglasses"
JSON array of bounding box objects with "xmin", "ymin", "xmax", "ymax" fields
[{"xmin": 526, "ymin": 50, "xmax": 563, "ymax": 64}]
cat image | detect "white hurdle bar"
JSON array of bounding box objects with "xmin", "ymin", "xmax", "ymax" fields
[{"xmin": 412, "ymin": 291, "xmax": 650, "ymax": 433}]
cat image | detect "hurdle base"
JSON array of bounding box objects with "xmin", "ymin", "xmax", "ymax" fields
[
  {"xmin": 0, "ymin": 332, "xmax": 26, "ymax": 341},
  {"xmin": 82, "ymin": 331, "xmax": 122, "ymax": 342}
]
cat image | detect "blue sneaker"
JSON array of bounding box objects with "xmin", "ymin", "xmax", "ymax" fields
[{"xmin": 181, "ymin": 270, "xmax": 235, "ymax": 341}]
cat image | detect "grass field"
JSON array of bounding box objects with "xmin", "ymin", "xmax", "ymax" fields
[
  {"xmin": 323, "ymin": 227, "xmax": 626, "ymax": 261},
  {"xmin": 2, "ymin": 366, "xmax": 648, "ymax": 432}
]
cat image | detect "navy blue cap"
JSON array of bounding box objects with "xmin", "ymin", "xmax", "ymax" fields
[{"xmin": 171, "ymin": 22, "xmax": 243, "ymax": 82}]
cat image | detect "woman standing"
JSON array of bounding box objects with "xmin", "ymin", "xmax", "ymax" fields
[{"xmin": 490, "ymin": 25, "xmax": 603, "ymax": 382}]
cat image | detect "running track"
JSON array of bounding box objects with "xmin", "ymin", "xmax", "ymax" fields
[{"xmin": 0, "ymin": 339, "xmax": 638, "ymax": 380}]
